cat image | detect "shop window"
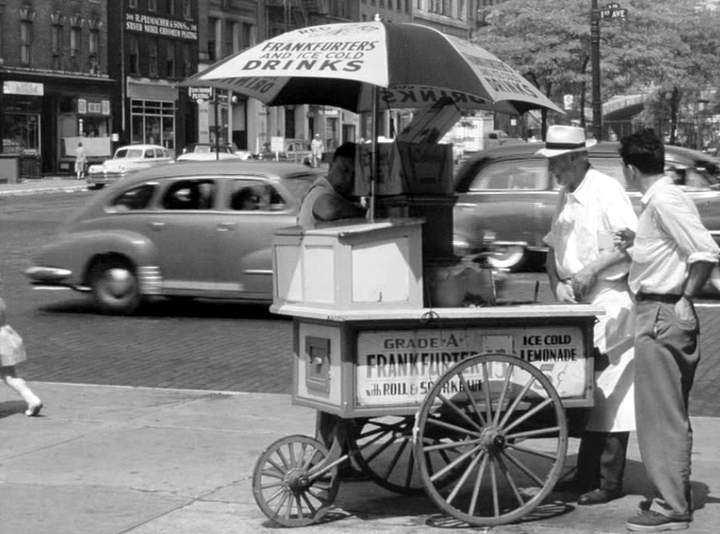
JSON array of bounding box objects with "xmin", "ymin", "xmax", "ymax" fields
[
  {"xmin": 131, "ymin": 99, "xmax": 175, "ymax": 150},
  {"xmin": 148, "ymin": 40, "xmax": 159, "ymax": 78}
]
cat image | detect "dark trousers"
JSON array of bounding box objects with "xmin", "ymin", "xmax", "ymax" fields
[{"xmin": 576, "ymin": 430, "xmax": 629, "ymax": 492}]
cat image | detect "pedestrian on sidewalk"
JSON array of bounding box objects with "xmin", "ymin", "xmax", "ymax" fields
[
  {"xmin": 0, "ymin": 297, "xmax": 42, "ymax": 416},
  {"xmin": 310, "ymin": 133, "xmax": 324, "ymax": 168},
  {"xmin": 618, "ymin": 128, "xmax": 719, "ymax": 532},
  {"xmin": 539, "ymin": 125, "xmax": 637, "ymax": 506},
  {"xmin": 75, "ymin": 141, "xmax": 87, "ymax": 180}
]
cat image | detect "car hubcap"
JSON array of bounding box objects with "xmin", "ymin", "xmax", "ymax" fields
[{"xmin": 102, "ymin": 268, "xmax": 134, "ymax": 298}]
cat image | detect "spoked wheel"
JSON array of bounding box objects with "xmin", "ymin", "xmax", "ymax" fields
[
  {"xmin": 349, "ymin": 415, "xmax": 468, "ymax": 495},
  {"xmin": 252, "ymin": 435, "xmax": 340, "ymax": 527},
  {"xmin": 414, "ymin": 353, "xmax": 567, "ymax": 526},
  {"xmin": 349, "ymin": 416, "xmax": 423, "ymax": 494}
]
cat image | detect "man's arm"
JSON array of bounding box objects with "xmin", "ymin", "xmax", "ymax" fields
[
  {"xmin": 312, "ymin": 193, "xmax": 365, "ymax": 222},
  {"xmin": 546, "ymin": 248, "xmax": 576, "ymax": 303},
  {"xmin": 571, "ymin": 248, "xmax": 630, "ymax": 300}
]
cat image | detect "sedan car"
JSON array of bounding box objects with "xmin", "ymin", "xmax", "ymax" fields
[
  {"xmin": 454, "ymin": 142, "xmax": 720, "ymax": 271},
  {"xmin": 87, "ymin": 144, "xmax": 173, "ymax": 188},
  {"xmin": 176, "ymin": 143, "xmax": 251, "ymax": 162},
  {"xmin": 26, "ymin": 161, "xmax": 322, "ymax": 314}
]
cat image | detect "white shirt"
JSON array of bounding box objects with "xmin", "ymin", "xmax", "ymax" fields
[
  {"xmin": 544, "ymin": 168, "xmax": 638, "ymax": 281},
  {"xmin": 628, "ymin": 175, "xmax": 720, "ymax": 295}
]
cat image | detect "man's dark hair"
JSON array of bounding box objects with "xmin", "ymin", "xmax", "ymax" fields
[
  {"xmin": 333, "ymin": 141, "xmax": 357, "ymax": 162},
  {"xmin": 618, "ymin": 128, "xmax": 665, "ymax": 174}
]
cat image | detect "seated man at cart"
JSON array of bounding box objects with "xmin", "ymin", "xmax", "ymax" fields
[
  {"xmin": 539, "ymin": 125, "xmax": 637, "ymax": 506},
  {"xmin": 297, "ymin": 141, "xmax": 366, "ymax": 228},
  {"xmin": 297, "ymin": 141, "xmax": 367, "ymax": 474}
]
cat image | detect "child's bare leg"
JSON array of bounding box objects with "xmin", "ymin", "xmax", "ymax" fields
[{"xmin": 1, "ymin": 366, "xmax": 42, "ymax": 416}]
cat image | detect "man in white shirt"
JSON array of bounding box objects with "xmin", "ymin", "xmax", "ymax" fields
[
  {"xmin": 540, "ymin": 125, "xmax": 637, "ymax": 506},
  {"xmin": 619, "ymin": 129, "xmax": 719, "ymax": 533}
]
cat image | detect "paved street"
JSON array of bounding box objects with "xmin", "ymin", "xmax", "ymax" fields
[{"xmin": 1, "ymin": 190, "xmax": 720, "ymax": 415}]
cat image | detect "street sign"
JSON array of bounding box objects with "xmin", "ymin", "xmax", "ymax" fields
[{"xmin": 601, "ymin": 2, "xmax": 627, "ymax": 20}]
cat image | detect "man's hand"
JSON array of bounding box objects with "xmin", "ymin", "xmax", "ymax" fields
[
  {"xmin": 571, "ymin": 267, "xmax": 597, "ymax": 302},
  {"xmin": 555, "ymin": 281, "xmax": 577, "ymax": 303},
  {"xmin": 614, "ymin": 228, "xmax": 635, "ymax": 252},
  {"xmin": 674, "ymin": 296, "xmax": 697, "ymax": 330}
]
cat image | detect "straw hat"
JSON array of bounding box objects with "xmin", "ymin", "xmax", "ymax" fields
[{"xmin": 536, "ymin": 125, "xmax": 590, "ymax": 158}]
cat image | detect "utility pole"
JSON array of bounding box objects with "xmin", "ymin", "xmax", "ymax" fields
[{"xmin": 590, "ymin": 0, "xmax": 602, "ymax": 141}]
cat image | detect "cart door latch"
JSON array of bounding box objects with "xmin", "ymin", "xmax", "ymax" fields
[{"xmin": 305, "ymin": 336, "xmax": 331, "ymax": 395}]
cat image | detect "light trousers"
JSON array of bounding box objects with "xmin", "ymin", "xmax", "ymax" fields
[{"xmin": 634, "ymin": 299, "xmax": 699, "ymax": 520}]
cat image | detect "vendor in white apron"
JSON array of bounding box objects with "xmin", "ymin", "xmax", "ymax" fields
[{"xmin": 539, "ymin": 125, "xmax": 637, "ymax": 505}]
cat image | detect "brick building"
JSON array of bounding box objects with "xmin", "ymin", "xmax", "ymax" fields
[{"xmin": 0, "ymin": 0, "xmax": 112, "ymax": 174}]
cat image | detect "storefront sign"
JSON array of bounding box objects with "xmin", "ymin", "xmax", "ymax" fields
[
  {"xmin": 125, "ymin": 12, "xmax": 197, "ymax": 41},
  {"xmin": 355, "ymin": 326, "xmax": 587, "ymax": 407},
  {"xmin": 188, "ymin": 87, "xmax": 213, "ymax": 101},
  {"xmin": 77, "ymin": 98, "xmax": 111, "ymax": 115},
  {"xmin": 3, "ymin": 81, "xmax": 44, "ymax": 96}
]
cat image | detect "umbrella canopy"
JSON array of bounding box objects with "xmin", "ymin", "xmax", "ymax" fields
[{"xmin": 182, "ymin": 21, "xmax": 562, "ymax": 115}]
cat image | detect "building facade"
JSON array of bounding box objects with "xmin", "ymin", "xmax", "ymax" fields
[
  {"xmin": 0, "ymin": 0, "xmax": 112, "ymax": 173},
  {"xmin": 107, "ymin": 0, "xmax": 199, "ymax": 157}
]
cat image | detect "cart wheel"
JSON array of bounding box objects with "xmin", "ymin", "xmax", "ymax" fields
[
  {"xmin": 414, "ymin": 353, "xmax": 567, "ymax": 526},
  {"xmin": 349, "ymin": 416, "xmax": 423, "ymax": 494},
  {"xmin": 252, "ymin": 435, "xmax": 340, "ymax": 527}
]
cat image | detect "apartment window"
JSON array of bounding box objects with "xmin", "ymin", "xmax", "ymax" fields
[
  {"xmin": 224, "ymin": 20, "xmax": 234, "ymax": 57},
  {"xmin": 208, "ymin": 17, "xmax": 217, "ymax": 62},
  {"xmin": 241, "ymin": 23, "xmax": 253, "ymax": 49},
  {"xmin": 183, "ymin": 0, "xmax": 192, "ymax": 19},
  {"xmin": 129, "ymin": 36, "xmax": 140, "ymax": 75},
  {"xmin": 52, "ymin": 23, "xmax": 63, "ymax": 56},
  {"xmin": 167, "ymin": 0, "xmax": 176, "ymax": 15},
  {"xmin": 70, "ymin": 25, "xmax": 81, "ymax": 58},
  {"xmin": 148, "ymin": 0, "xmax": 157, "ymax": 11},
  {"xmin": 20, "ymin": 21, "xmax": 33, "ymax": 65},
  {"xmin": 129, "ymin": 0, "xmax": 138, "ymax": 8},
  {"xmin": 149, "ymin": 40, "xmax": 159, "ymax": 77},
  {"xmin": 166, "ymin": 42, "xmax": 175, "ymax": 78},
  {"xmin": 183, "ymin": 43, "xmax": 192, "ymax": 77}
]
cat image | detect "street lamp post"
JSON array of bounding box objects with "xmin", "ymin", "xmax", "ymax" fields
[{"xmin": 590, "ymin": 0, "xmax": 602, "ymax": 141}]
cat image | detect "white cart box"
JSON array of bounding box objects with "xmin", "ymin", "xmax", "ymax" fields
[{"xmin": 273, "ymin": 219, "xmax": 424, "ymax": 311}]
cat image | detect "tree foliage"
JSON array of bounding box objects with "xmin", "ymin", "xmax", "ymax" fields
[{"xmin": 475, "ymin": 0, "xmax": 720, "ymax": 128}]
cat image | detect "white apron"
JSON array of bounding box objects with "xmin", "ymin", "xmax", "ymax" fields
[{"xmin": 584, "ymin": 280, "xmax": 636, "ymax": 432}]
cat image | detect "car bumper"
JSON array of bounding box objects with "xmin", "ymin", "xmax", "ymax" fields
[
  {"xmin": 87, "ymin": 172, "xmax": 125, "ymax": 186},
  {"xmin": 24, "ymin": 266, "xmax": 85, "ymax": 290}
]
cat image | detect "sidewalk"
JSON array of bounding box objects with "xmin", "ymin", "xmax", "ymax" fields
[
  {"xmin": 1, "ymin": 382, "xmax": 719, "ymax": 534},
  {"xmin": 0, "ymin": 176, "xmax": 87, "ymax": 196}
]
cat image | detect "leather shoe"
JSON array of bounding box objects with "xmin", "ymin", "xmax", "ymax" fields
[{"xmin": 577, "ymin": 488, "xmax": 623, "ymax": 505}]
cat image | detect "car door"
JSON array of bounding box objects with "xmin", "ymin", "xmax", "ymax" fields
[
  {"xmin": 214, "ymin": 177, "xmax": 297, "ymax": 299},
  {"xmin": 148, "ymin": 177, "xmax": 221, "ymax": 294},
  {"xmin": 454, "ymin": 157, "xmax": 556, "ymax": 255}
]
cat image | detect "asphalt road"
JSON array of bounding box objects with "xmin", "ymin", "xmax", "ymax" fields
[{"xmin": 2, "ymin": 191, "xmax": 720, "ymax": 417}]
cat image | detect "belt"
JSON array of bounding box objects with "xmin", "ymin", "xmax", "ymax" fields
[{"xmin": 635, "ymin": 292, "xmax": 682, "ymax": 303}]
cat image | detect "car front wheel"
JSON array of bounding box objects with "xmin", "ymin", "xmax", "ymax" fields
[{"xmin": 89, "ymin": 259, "xmax": 141, "ymax": 314}]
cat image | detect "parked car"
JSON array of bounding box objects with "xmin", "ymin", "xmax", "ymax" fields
[
  {"xmin": 87, "ymin": 144, "xmax": 173, "ymax": 189},
  {"xmin": 176, "ymin": 143, "xmax": 251, "ymax": 162},
  {"xmin": 453, "ymin": 141, "xmax": 720, "ymax": 271},
  {"xmin": 26, "ymin": 161, "xmax": 322, "ymax": 314}
]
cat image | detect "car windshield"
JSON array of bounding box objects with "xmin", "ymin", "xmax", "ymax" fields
[{"xmin": 116, "ymin": 148, "xmax": 144, "ymax": 159}]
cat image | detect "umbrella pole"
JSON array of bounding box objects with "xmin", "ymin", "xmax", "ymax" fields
[{"xmin": 369, "ymin": 86, "xmax": 378, "ymax": 222}]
